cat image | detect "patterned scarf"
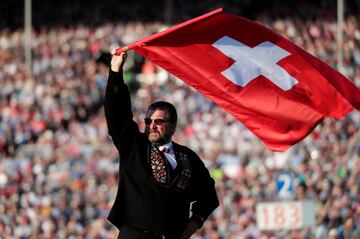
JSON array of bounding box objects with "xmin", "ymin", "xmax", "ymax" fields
[{"xmin": 148, "ymin": 144, "xmax": 192, "ymax": 191}]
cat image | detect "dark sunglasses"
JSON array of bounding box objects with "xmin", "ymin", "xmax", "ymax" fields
[{"xmin": 144, "ymin": 118, "xmax": 170, "ymax": 126}]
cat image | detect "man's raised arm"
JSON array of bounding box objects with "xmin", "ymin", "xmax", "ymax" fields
[{"xmin": 104, "ymin": 51, "xmax": 137, "ymax": 152}]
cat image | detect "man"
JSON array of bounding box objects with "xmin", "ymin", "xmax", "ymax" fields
[{"xmin": 104, "ymin": 51, "xmax": 219, "ymax": 239}]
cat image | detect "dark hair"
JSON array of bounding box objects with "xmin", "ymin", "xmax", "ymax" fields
[{"xmin": 146, "ymin": 101, "xmax": 177, "ymax": 124}]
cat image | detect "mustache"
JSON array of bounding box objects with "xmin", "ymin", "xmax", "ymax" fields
[{"xmin": 146, "ymin": 129, "xmax": 159, "ymax": 134}]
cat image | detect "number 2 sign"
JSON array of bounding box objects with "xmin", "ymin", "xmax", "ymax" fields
[{"xmin": 275, "ymin": 172, "xmax": 294, "ymax": 199}]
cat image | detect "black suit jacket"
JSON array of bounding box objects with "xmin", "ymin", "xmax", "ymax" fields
[{"xmin": 104, "ymin": 70, "xmax": 219, "ymax": 237}]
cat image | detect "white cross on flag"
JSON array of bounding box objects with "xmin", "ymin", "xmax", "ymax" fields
[
  {"xmin": 212, "ymin": 36, "xmax": 299, "ymax": 91},
  {"xmin": 118, "ymin": 8, "xmax": 360, "ymax": 151}
]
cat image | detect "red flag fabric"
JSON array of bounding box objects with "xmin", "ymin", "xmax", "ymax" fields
[{"xmin": 120, "ymin": 8, "xmax": 360, "ymax": 151}]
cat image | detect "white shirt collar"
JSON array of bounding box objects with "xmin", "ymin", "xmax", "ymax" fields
[
  {"xmin": 158, "ymin": 141, "xmax": 177, "ymax": 169},
  {"xmin": 161, "ymin": 141, "xmax": 173, "ymax": 150}
]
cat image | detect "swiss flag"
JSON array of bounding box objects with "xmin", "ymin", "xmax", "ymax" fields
[{"xmin": 118, "ymin": 8, "xmax": 360, "ymax": 151}]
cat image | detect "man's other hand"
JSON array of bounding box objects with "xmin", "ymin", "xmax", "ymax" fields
[{"xmin": 180, "ymin": 218, "xmax": 201, "ymax": 239}]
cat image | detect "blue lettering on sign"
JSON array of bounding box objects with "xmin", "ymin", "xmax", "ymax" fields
[{"xmin": 275, "ymin": 173, "xmax": 294, "ymax": 199}]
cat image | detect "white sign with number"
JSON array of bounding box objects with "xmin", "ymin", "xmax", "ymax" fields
[{"xmin": 256, "ymin": 200, "xmax": 315, "ymax": 230}]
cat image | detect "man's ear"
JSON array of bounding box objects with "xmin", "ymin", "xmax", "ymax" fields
[{"xmin": 171, "ymin": 124, "xmax": 176, "ymax": 135}]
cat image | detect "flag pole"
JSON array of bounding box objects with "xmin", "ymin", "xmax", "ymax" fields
[
  {"xmin": 114, "ymin": 8, "xmax": 224, "ymax": 56},
  {"xmin": 337, "ymin": 0, "xmax": 344, "ymax": 74},
  {"xmin": 24, "ymin": 0, "xmax": 32, "ymax": 75},
  {"xmin": 164, "ymin": 0, "xmax": 173, "ymax": 25}
]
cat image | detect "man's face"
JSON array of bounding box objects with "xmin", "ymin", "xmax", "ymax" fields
[{"xmin": 144, "ymin": 109, "xmax": 175, "ymax": 145}]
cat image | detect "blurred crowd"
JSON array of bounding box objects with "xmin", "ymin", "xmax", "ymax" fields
[{"xmin": 1, "ymin": 1, "xmax": 360, "ymax": 238}]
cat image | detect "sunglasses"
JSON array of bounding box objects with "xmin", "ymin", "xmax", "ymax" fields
[{"xmin": 144, "ymin": 118, "xmax": 170, "ymax": 126}]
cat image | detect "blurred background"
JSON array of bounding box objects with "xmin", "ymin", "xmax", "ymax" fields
[{"xmin": 1, "ymin": 0, "xmax": 360, "ymax": 238}]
